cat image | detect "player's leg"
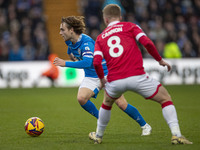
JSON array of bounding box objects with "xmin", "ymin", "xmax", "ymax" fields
[
  {"xmin": 77, "ymin": 87, "xmax": 99, "ymax": 119},
  {"xmin": 129, "ymin": 74, "xmax": 192, "ymax": 144},
  {"xmin": 89, "ymin": 91, "xmax": 115, "ymax": 144},
  {"xmin": 151, "ymin": 86, "xmax": 181, "ymax": 136},
  {"xmin": 151, "ymin": 86, "xmax": 192, "ymax": 144},
  {"xmin": 115, "ymin": 95, "xmax": 151, "ymax": 136},
  {"xmin": 134, "ymin": 74, "xmax": 181, "ymax": 137},
  {"xmin": 77, "ymin": 77, "xmax": 101, "ymax": 119}
]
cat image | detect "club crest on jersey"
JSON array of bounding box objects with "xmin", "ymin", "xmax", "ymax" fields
[{"xmin": 85, "ymin": 46, "xmax": 90, "ymax": 51}]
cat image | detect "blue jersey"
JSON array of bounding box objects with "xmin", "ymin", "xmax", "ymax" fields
[{"xmin": 65, "ymin": 34, "xmax": 108, "ymax": 78}]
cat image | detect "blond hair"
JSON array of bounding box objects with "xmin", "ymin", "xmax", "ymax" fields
[
  {"xmin": 61, "ymin": 16, "xmax": 86, "ymax": 34},
  {"xmin": 103, "ymin": 4, "xmax": 121, "ymax": 18}
]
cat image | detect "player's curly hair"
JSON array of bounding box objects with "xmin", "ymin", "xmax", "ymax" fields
[{"xmin": 61, "ymin": 16, "xmax": 86, "ymax": 34}]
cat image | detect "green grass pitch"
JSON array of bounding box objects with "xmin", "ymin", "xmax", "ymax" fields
[{"xmin": 0, "ymin": 85, "xmax": 200, "ymax": 150}]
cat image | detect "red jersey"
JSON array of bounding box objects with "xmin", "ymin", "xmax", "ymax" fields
[{"xmin": 93, "ymin": 21, "xmax": 162, "ymax": 82}]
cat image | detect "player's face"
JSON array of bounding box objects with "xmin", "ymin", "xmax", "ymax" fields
[{"xmin": 59, "ymin": 23, "xmax": 72, "ymax": 41}]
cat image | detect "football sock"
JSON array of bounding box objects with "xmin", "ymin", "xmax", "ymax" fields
[
  {"xmin": 81, "ymin": 100, "xmax": 99, "ymax": 119},
  {"xmin": 162, "ymin": 101, "xmax": 182, "ymax": 137},
  {"xmin": 96, "ymin": 104, "xmax": 112, "ymax": 137},
  {"xmin": 124, "ymin": 104, "xmax": 146, "ymax": 127}
]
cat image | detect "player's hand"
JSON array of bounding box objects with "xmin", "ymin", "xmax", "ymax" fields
[
  {"xmin": 53, "ymin": 57, "xmax": 65, "ymax": 67},
  {"xmin": 100, "ymin": 78, "xmax": 107, "ymax": 88},
  {"xmin": 158, "ymin": 59, "xmax": 171, "ymax": 72}
]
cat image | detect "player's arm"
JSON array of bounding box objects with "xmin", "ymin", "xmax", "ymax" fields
[
  {"xmin": 53, "ymin": 56, "xmax": 92, "ymax": 68},
  {"xmin": 139, "ymin": 36, "xmax": 171, "ymax": 71},
  {"xmin": 65, "ymin": 56, "xmax": 92, "ymax": 68},
  {"xmin": 64, "ymin": 43, "xmax": 94, "ymax": 68},
  {"xmin": 138, "ymin": 37, "xmax": 171, "ymax": 71},
  {"xmin": 133, "ymin": 25, "xmax": 161, "ymax": 61},
  {"xmin": 93, "ymin": 41, "xmax": 106, "ymax": 86},
  {"xmin": 93, "ymin": 53, "xmax": 104, "ymax": 78},
  {"xmin": 93, "ymin": 53, "xmax": 106, "ymax": 87},
  {"xmin": 133, "ymin": 25, "xmax": 171, "ymax": 71},
  {"xmin": 138, "ymin": 36, "xmax": 161, "ymax": 61},
  {"xmin": 54, "ymin": 43, "xmax": 94, "ymax": 68}
]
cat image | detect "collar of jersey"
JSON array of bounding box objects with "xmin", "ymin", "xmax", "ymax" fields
[
  {"xmin": 77, "ymin": 34, "xmax": 82, "ymax": 42},
  {"xmin": 108, "ymin": 21, "xmax": 120, "ymax": 27},
  {"xmin": 65, "ymin": 34, "xmax": 83, "ymax": 50}
]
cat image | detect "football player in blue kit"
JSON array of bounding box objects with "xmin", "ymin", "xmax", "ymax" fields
[{"xmin": 53, "ymin": 16, "xmax": 152, "ymax": 135}]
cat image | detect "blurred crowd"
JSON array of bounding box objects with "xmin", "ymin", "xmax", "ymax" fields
[
  {"xmin": 1, "ymin": 0, "xmax": 199, "ymax": 61},
  {"xmin": 0, "ymin": 0, "xmax": 50, "ymax": 61},
  {"xmin": 79, "ymin": 0, "xmax": 200, "ymax": 58}
]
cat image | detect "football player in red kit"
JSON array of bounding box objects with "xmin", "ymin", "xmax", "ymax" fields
[{"xmin": 89, "ymin": 4, "xmax": 193, "ymax": 145}]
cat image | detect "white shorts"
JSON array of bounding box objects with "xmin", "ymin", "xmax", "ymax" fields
[
  {"xmin": 79, "ymin": 77, "xmax": 101, "ymax": 98},
  {"xmin": 105, "ymin": 74, "xmax": 161, "ymax": 99}
]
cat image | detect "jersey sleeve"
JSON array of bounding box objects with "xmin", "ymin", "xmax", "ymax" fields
[
  {"xmin": 131, "ymin": 24, "xmax": 147, "ymax": 40},
  {"xmin": 93, "ymin": 40, "xmax": 104, "ymax": 79},
  {"xmin": 65, "ymin": 57, "xmax": 92, "ymax": 68},
  {"xmin": 82, "ymin": 42, "xmax": 94, "ymax": 59},
  {"xmin": 138, "ymin": 36, "xmax": 162, "ymax": 61},
  {"xmin": 65, "ymin": 41, "xmax": 94, "ymax": 69}
]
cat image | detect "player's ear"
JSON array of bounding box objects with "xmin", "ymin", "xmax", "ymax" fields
[
  {"xmin": 70, "ymin": 28, "xmax": 74, "ymax": 34},
  {"xmin": 120, "ymin": 16, "xmax": 122, "ymax": 21},
  {"xmin": 104, "ymin": 17, "xmax": 109, "ymax": 25}
]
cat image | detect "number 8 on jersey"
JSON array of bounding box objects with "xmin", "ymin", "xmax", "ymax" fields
[{"xmin": 107, "ymin": 36, "xmax": 124, "ymax": 58}]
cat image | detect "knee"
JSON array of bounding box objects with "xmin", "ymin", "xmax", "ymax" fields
[
  {"xmin": 161, "ymin": 96, "xmax": 172, "ymax": 104},
  {"xmin": 158, "ymin": 94, "xmax": 172, "ymax": 105},
  {"xmin": 77, "ymin": 95, "xmax": 87, "ymax": 105},
  {"xmin": 152, "ymin": 86, "xmax": 172, "ymax": 104}
]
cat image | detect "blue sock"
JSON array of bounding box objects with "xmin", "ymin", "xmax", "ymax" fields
[
  {"xmin": 124, "ymin": 104, "xmax": 146, "ymax": 127},
  {"xmin": 81, "ymin": 100, "xmax": 99, "ymax": 119}
]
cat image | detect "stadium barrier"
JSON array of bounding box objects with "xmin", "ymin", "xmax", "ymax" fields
[
  {"xmin": 0, "ymin": 61, "xmax": 84, "ymax": 88},
  {"xmin": 0, "ymin": 59, "xmax": 200, "ymax": 88}
]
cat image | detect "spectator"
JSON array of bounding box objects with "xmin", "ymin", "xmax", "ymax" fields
[
  {"xmin": 0, "ymin": 37, "xmax": 9, "ymax": 61},
  {"xmin": 23, "ymin": 42, "xmax": 35, "ymax": 60},
  {"xmin": 182, "ymin": 40, "xmax": 196, "ymax": 57},
  {"xmin": 191, "ymin": 32, "xmax": 200, "ymax": 57},
  {"xmin": 149, "ymin": 18, "xmax": 167, "ymax": 41},
  {"xmin": 8, "ymin": 39, "xmax": 24, "ymax": 61},
  {"xmin": 0, "ymin": 0, "xmax": 49, "ymax": 61},
  {"xmin": 78, "ymin": 0, "xmax": 200, "ymax": 58},
  {"xmin": 163, "ymin": 42, "xmax": 182, "ymax": 58},
  {"xmin": 177, "ymin": 29, "xmax": 188, "ymax": 51}
]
